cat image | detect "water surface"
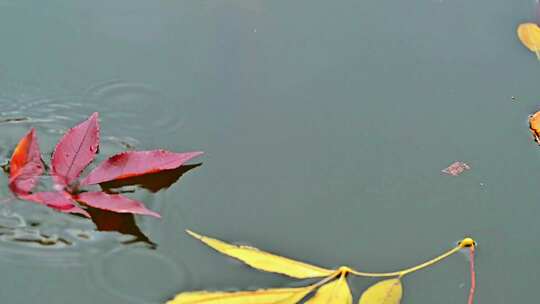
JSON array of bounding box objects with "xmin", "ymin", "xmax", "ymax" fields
[{"xmin": 1, "ymin": 0, "xmax": 540, "ymax": 303}]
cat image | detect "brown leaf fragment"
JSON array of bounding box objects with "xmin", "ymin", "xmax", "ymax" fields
[{"xmin": 441, "ymin": 161, "xmax": 470, "ymax": 176}]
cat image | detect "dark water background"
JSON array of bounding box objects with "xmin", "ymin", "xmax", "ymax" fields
[{"xmin": 1, "ymin": 0, "xmax": 540, "ymax": 303}]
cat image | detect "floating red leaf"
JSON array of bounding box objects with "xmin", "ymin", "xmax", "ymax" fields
[
  {"xmin": 9, "ymin": 128, "xmax": 44, "ymax": 194},
  {"xmin": 75, "ymin": 191, "xmax": 160, "ymax": 218},
  {"xmin": 80, "ymin": 150, "xmax": 203, "ymax": 186},
  {"xmin": 20, "ymin": 191, "xmax": 90, "ymax": 217},
  {"xmin": 6, "ymin": 112, "xmax": 202, "ymax": 224},
  {"xmin": 51, "ymin": 112, "xmax": 100, "ymax": 186}
]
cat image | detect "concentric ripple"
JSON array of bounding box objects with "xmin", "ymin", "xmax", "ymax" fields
[
  {"xmin": 0, "ymin": 81, "xmax": 178, "ymax": 266},
  {"xmin": 83, "ymin": 80, "xmax": 185, "ymax": 143},
  {"xmin": 87, "ymin": 245, "xmax": 193, "ymax": 303}
]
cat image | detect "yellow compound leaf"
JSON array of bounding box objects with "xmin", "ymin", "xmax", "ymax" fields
[
  {"xmin": 186, "ymin": 230, "xmax": 334, "ymax": 279},
  {"xmin": 305, "ymin": 275, "xmax": 352, "ymax": 304},
  {"xmin": 166, "ymin": 286, "xmax": 313, "ymax": 304},
  {"xmin": 358, "ymin": 278, "xmax": 402, "ymax": 304},
  {"xmin": 517, "ymin": 23, "xmax": 540, "ymax": 55}
]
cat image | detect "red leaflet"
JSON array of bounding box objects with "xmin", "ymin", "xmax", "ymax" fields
[
  {"xmin": 20, "ymin": 191, "xmax": 90, "ymax": 218},
  {"xmin": 52, "ymin": 112, "xmax": 100, "ymax": 186},
  {"xmin": 75, "ymin": 192, "xmax": 160, "ymax": 218},
  {"xmin": 80, "ymin": 150, "xmax": 203, "ymax": 186},
  {"xmin": 9, "ymin": 128, "xmax": 44, "ymax": 194}
]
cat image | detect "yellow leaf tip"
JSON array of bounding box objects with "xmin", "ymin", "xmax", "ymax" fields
[
  {"xmin": 185, "ymin": 229, "xmax": 202, "ymax": 239},
  {"xmin": 459, "ymin": 237, "xmax": 476, "ymax": 248}
]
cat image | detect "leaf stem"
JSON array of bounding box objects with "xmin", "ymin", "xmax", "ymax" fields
[
  {"xmin": 310, "ymin": 270, "xmax": 342, "ymax": 290},
  {"xmin": 467, "ymin": 246, "xmax": 476, "ymax": 304},
  {"xmin": 348, "ymin": 238, "xmax": 475, "ymax": 278}
]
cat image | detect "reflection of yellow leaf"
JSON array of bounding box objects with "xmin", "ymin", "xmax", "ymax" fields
[
  {"xmin": 358, "ymin": 278, "xmax": 402, "ymax": 304},
  {"xmin": 305, "ymin": 275, "xmax": 352, "ymax": 304},
  {"xmin": 186, "ymin": 230, "xmax": 334, "ymax": 279},
  {"xmin": 517, "ymin": 23, "xmax": 540, "ymax": 57},
  {"xmin": 166, "ymin": 286, "xmax": 314, "ymax": 304}
]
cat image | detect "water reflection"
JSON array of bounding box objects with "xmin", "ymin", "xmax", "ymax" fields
[
  {"xmin": 536, "ymin": 0, "xmax": 540, "ymax": 25},
  {"xmin": 100, "ymin": 163, "xmax": 202, "ymax": 193},
  {"xmin": 0, "ymin": 201, "xmax": 98, "ymax": 266},
  {"xmin": 88, "ymin": 164, "xmax": 202, "ymax": 247},
  {"xmin": 86, "ymin": 206, "xmax": 155, "ymax": 248},
  {"xmin": 0, "ymin": 163, "xmax": 202, "ymax": 251}
]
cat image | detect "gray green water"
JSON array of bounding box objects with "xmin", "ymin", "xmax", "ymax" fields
[{"xmin": 1, "ymin": 0, "xmax": 540, "ymax": 303}]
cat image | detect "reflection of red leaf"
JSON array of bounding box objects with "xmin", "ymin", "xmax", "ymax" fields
[
  {"xmin": 75, "ymin": 191, "xmax": 160, "ymax": 218},
  {"xmin": 100, "ymin": 163, "xmax": 202, "ymax": 193},
  {"xmin": 86, "ymin": 206, "xmax": 155, "ymax": 247},
  {"xmin": 51, "ymin": 112, "xmax": 100, "ymax": 186},
  {"xmin": 80, "ymin": 150, "xmax": 203, "ymax": 186},
  {"xmin": 442, "ymin": 161, "xmax": 470, "ymax": 176},
  {"xmin": 9, "ymin": 128, "xmax": 44, "ymax": 194},
  {"xmin": 20, "ymin": 191, "xmax": 90, "ymax": 217}
]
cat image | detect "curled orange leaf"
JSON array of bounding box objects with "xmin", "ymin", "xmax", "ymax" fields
[{"xmin": 529, "ymin": 110, "xmax": 540, "ymax": 144}]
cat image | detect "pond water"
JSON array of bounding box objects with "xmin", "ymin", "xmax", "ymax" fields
[{"xmin": 1, "ymin": 0, "xmax": 540, "ymax": 303}]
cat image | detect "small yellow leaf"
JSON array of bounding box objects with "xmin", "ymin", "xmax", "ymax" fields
[
  {"xmin": 358, "ymin": 278, "xmax": 402, "ymax": 304},
  {"xmin": 186, "ymin": 230, "xmax": 334, "ymax": 279},
  {"xmin": 305, "ymin": 275, "xmax": 352, "ymax": 304},
  {"xmin": 517, "ymin": 23, "xmax": 540, "ymax": 54},
  {"xmin": 166, "ymin": 286, "xmax": 313, "ymax": 304}
]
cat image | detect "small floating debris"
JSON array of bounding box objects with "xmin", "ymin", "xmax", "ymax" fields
[
  {"xmin": 0, "ymin": 117, "xmax": 29, "ymax": 124},
  {"xmin": 442, "ymin": 161, "xmax": 470, "ymax": 176}
]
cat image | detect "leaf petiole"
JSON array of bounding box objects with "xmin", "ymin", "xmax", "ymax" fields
[
  {"xmin": 347, "ymin": 237, "xmax": 475, "ymax": 278},
  {"xmin": 312, "ymin": 270, "xmax": 342, "ymax": 288}
]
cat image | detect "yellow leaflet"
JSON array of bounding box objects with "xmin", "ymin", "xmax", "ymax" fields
[
  {"xmin": 166, "ymin": 286, "xmax": 313, "ymax": 304},
  {"xmin": 358, "ymin": 278, "xmax": 402, "ymax": 304},
  {"xmin": 517, "ymin": 23, "xmax": 540, "ymax": 55},
  {"xmin": 305, "ymin": 275, "xmax": 352, "ymax": 304},
  {"xmin": 186, "ymin": 230, "xmax": 334, "ymax": 279}
]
